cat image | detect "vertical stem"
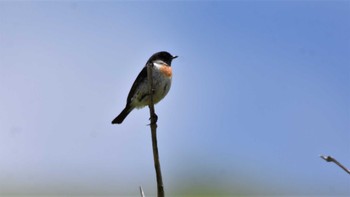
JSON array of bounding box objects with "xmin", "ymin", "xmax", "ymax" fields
[
  {"xmin": 151, "ymin": 124, "xmax": 164, "ymax": 196},
  {"xmin": 147, "ymin": 62, "xmax": 165, "ymax": 197}
]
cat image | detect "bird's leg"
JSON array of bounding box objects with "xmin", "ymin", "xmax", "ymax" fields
[{"xmin": 151, "ymin": 88, "xmax": 158, "ymax": 123}]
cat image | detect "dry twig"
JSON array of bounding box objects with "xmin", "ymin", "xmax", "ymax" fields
[
  {"xmin": 320, "ymin": 155, "xmax": 350, "ymax": 175},
  {"xmin": 139, "ymin": 186, "xmax": 145, "ymax": 197},
  {"xmin": 147, "ymin": 62, "xmax": 165, "ymax": 197}
]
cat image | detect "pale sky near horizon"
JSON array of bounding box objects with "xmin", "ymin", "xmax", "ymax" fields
[{"xmin": 0, "ymin": 1, "xmax": 349, "ymax": 196}]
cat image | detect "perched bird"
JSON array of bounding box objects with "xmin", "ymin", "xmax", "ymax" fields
[{"xmin": 112, "ymin": 51, "xmax": 177, "ymax": 124}]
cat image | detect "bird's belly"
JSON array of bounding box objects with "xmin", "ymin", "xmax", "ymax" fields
[
  {"xmin": 153, "ymin": 74, "xmax": 172, "ymax": 103},
  {"xmin": 132, "ymin": 69, "xmax": 172, "ymax": 108}
]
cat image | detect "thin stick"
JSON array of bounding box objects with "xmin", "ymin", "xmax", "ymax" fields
[
  {"xmin": 139, "ymin": 186, "xmax": 145, "ymax": 197},
  {"xmin": 320, "ymin": 155, "xmax": 350, "ymax": 175},
  {"xmin": 147, "ymin": 62, "xmax": 165, "ymax": 197}
]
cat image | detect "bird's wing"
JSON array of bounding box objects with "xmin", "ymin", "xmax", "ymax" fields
[{"xmin": 126, "ymin": 66, "xmax": 147, "ymax": 103}]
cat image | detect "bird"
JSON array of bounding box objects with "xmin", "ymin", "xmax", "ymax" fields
[{"xmin": 112, "ymin": 51, "xmax": 178, "ymax": 124}]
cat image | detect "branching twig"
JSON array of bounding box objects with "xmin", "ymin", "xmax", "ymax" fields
[
  {"xmin": 320, "ymin": 155, "xmax": 350, "ymax": 175},
  {"xmin": 147, "ymin": 62, "xmax": 165, "ymax": 197}
]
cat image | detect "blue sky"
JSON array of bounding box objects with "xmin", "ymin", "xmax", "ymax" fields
[{"xmin": 0, "ymin": 1, "xmax": 349, "ymax": 196}]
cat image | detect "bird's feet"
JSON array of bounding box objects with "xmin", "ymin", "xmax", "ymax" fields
[{"xmin": 149, "ymin": 113, "xmax": 158, "ymax": 124}]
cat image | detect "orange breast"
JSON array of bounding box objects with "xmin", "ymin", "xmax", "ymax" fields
[{"xmin": 159, "ymin": 65, "xmax": 172, "ymax": 77}]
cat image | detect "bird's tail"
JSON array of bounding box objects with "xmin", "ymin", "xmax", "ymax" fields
[{"xmin": 112, "ymin": 106, "xmax": 132, "ymax": 124}]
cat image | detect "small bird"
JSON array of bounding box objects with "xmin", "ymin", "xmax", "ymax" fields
[{"xmin": 112, "ymin": 51, "xmax": 178, "ymax": 124}]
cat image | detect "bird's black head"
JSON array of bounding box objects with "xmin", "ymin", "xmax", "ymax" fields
[{"xmin": 148, "ymin": 51, "xmax": 178, "ymax": 66}]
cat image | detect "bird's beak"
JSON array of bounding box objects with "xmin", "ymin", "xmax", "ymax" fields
[{"xmin": 172, "ymin": 55, "xmax": 178, "ymax": 59}]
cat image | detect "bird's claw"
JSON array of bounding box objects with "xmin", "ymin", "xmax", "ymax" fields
[{"xmin": 149, "ymin": 113, "xmax": 158, "ymax": 124}]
